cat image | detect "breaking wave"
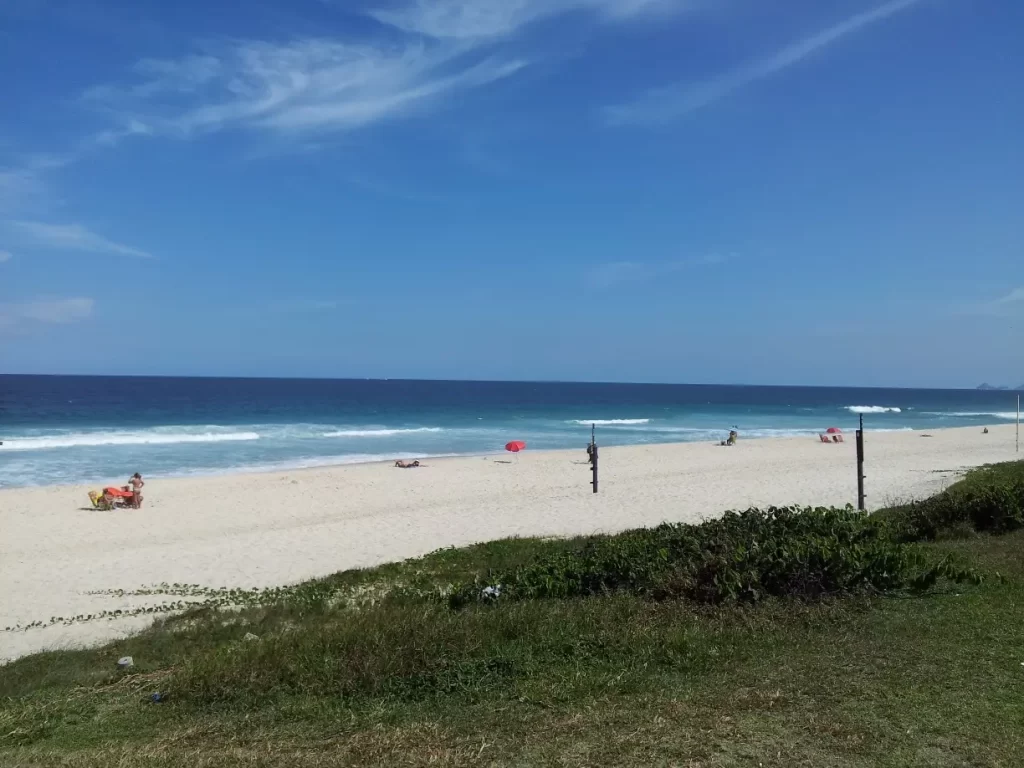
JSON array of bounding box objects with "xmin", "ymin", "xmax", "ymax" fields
[
  {"xmin": 844, "ymin": 405, "xmax": 902, "ymax": 414},
  {"xmin": 322, "ymin": 427, "xmax": 444, "ymax": 438},
  {"xmin": 0, "ymin": 430, "xmax": 261, "ymax": 452},
  {"xmin": 568, "ymin": 419, "xmax": 651, "ymax": 426}
]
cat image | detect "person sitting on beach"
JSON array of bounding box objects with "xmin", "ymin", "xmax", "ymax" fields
[
  {"xmin": 720, "ymin": 430, "xmax": 738, "ymax": 446},
  {"xmin": 394, "ymin": 460, "xmax": 421, "ymax": 468},
  {"xmin": 128, "ymin": 473, "xmax": 145, "ymax": 509},
  {"xmin": 100, "ymin": 486, "xmax": 133, "ymax": 509}
]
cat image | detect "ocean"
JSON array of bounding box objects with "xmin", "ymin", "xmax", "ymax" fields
[{"xmin": 0, "ymin": 375, "xmax": 1019, "ymax": 488}]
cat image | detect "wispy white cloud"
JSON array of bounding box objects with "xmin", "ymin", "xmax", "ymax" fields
[
  {"xmin": 587, "ymin": 252, "xmax": 729, "ymax": 289},
  {"xmin": 0, "ymin": 154, "xmax": 69, "ymax": 215},
  {"xmin": 993, "ymin": 287, "xmax": 1024, "ymax": 306},
  {"xmin": 82, "ymin": 0, "xmax": 690, "ymax": 140},
  {"xmin": 955, "ymin": 286, "xmax": 1024, "ymax": 317},
  {"xmin": 83, "ymin": 37, "xmax": 528, "ymax": 139},
  {"xmin": 0, "ymin": 297, "xmax": 94, "ymax": 333},
  {"xmin": 369, "ymin": 0, "xmax": 546, "ymax": 40},
  {"xmin": 604, "ymin": 0, "xmax": 926, "ymax": 126},
  {"xmin": 0, "ymin": 159, "xmax": 154, "ymax": 264},
  {"xmin": 368, "ymin": 0, "xmax": 681, "ymax": 40},
  {"xmin": 91, "ymin": 119, "xmax": 154, "ymax": 148},
  {"xmin": 11, "ymin": 221, "xmax": 154, "ymax": 259},
  {"xmin": 84, "ymin": 55, "xmax": 223, "ymax": 102}
]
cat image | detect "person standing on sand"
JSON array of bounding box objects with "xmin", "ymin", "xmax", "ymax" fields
[{"xmin": 129, "ymin": 473, "xmax": 145, "ymax": 509}]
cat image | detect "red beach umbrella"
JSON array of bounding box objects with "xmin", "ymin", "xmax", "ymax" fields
[
  {"xmin": 826, "ymin": 427, "xmax": 843, "ymax": 434},
  {"xmin": 505, "ymin": 440, "xmax": 526, "ymax": 453}
]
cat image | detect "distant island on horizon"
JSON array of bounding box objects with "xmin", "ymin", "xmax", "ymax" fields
[{"xmin": 976, "ymin": 383, "xmax": 1024, "ymax": 391}]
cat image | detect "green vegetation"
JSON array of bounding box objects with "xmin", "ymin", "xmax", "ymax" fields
[
  {"xmin": 879, "ymin": 460, "xmax": 1024, "ymax": 541},
  {"xmin": 449, "ymin": 506, "xmax": 981, "ymax": 607},
  {"xmin": 2, "ymin": 463, "xmax": 1023, "ymax": 767}
]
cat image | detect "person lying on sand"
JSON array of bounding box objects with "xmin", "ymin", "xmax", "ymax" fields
[{"xmin": 394, "ymin": 460, "xmax": 421, "ymax": 468}]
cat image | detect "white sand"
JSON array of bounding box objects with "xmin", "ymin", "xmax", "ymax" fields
[{"xmin": 0, "ymin": 424, "xmax": 1018, "ymax": 662}]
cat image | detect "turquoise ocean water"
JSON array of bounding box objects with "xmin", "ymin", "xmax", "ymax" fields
[{"xmin": 0, "ymin": 375, "xmax": 1019, "ymax": 488}]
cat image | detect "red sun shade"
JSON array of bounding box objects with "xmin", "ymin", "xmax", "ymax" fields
[{"xmin": 504, "ymin": 441, "xmax": 526, "ymax": 453}]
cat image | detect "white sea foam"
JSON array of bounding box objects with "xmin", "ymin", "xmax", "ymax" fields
[
  {"xmin": 322, "ymin": 427, "xmax": 444, "ymax": 438},
  {"xmin": 924, "ymin": 411, "xmax": 1019, "ymax": 421},
  {"xmin": 569, "ymin": 419, "xmax": 650, "ymax": 426},
  {"xmin": 0, "ymin": 430, "xmax": 261, "ymax": 452},
  {"xmin": 844, "ymin": 405, "xmax": 902, "ymax": 414},
  {"xmin": 609, "ymin": 426, "xmax": 731, "ymax": 436}
]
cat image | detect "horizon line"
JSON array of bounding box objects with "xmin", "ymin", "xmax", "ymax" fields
[{"xmin": 0, "ymin": 372, "xmax": 1019, "ymax": 393}]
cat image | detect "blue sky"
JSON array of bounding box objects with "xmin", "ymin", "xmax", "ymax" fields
[{"xmin": 0, "ymin": 0, "xmax": 1021, "ymax": 387}]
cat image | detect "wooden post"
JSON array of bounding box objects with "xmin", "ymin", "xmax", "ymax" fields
[
  {"xmin": 855, "ymin": 414, "xmax": 866, "ymax": 511},
  {"xmin": 590, "ymin": 423, "xmax": 599, "ymax": 494}
]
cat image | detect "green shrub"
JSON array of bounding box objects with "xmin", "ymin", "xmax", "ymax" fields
[
  {"xmin": 964, "ymin": 482, "xmax": 1024, "ymax": 532},
  {"xmin": 885, "ymin": 467, "xmax": 1024, "ymax": 542},
  {"xmin": 450, "ymin": 507, "xmax": 981, "ymax": 608}
]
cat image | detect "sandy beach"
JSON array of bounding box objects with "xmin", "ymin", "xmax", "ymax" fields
[{"xmin": 0, "ymin": 424, "xmax": 1018, "ymax": 662}]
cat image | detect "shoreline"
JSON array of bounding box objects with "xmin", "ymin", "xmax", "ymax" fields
[
  {"xmin": 1, "ymin": 423, "xmax": 1018, "ymax": 662},
  {"xmin": 5, "ymin": 420, "xmax": 1016, "ymax": 493}
]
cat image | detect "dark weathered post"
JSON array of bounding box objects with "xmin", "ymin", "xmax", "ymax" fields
[
  {"xmin": 590, "ymin": 423, "xmax": 599, "ymax": 494},
  {"xmin": 855, "ymin": 414, "xmax": 866, "ymax": 511}
]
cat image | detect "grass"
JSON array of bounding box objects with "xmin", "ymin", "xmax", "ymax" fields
[{"xmin": 1, "ymin": 463, "xmax": 1023, "ymax": 767}]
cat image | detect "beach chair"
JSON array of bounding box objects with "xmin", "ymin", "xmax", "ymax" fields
[
  {"xmin": 819, "ymin": 434, "xmax": 831, "ymax": 444},
  {"xmin": 88, "ymin": 490, "xmax": 115, "ymax": 510},
  {"xmin": 88, "ymin": 487, "xmax": 134, "ymax": 510}
]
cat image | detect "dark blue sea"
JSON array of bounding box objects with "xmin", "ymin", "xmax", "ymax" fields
[{"xmin": 0, "ymin": 376, "xmax": 1019, "ymax": 488}]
